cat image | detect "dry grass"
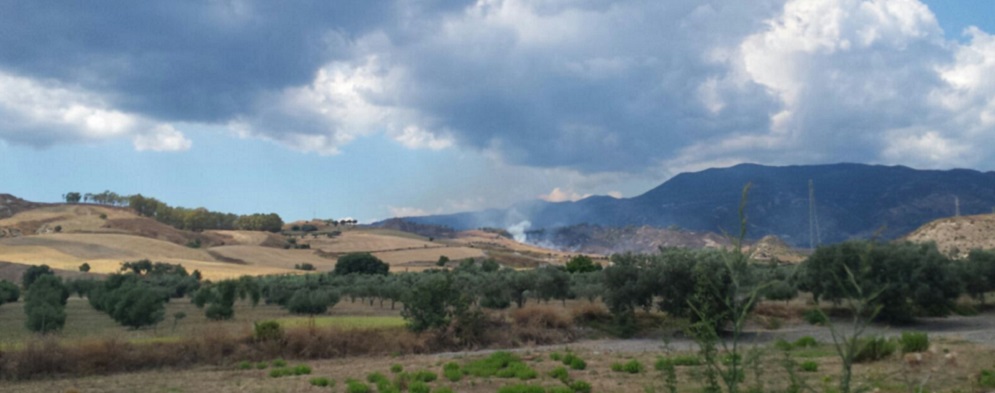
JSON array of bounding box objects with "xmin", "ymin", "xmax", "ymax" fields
[
  {"xmin": 904, "ymin": 213, "xmax": 995, "ymax": 258},
  {"xmin": 308, "ymin": 231, "xmax": 438, "ymax": 253}
]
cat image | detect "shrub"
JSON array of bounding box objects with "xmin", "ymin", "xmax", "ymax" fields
[
  {"xmin": 799, "ymin": 361, "xmax": 819, "ymax": 372},
  {"xmin": 272, "ymin": 359, "xmax": 287, "ymax": 367},
  {"xmin": 853, "ymin": 336, "xmax": 896, "ymax": 363},
  {"xmin": 253, "ymin": 320, "xmax": 284, "ymax": 342},
  {"xmin": 0, "ymin": 280, "xmax": 20, "ymax": 305},
  {"xmin": 292, "ymin": 364, "xmax": 312, "ymax": 375},
  {"xmin": 237, "ymin": 360, "xmax": 252, "ymax": 370},
  {"xmin": 464, "ymin": 351, "xmax": 536, "ymax": 380},
  {"xmin": 570, "ymin": 380, "xmax": 592, "ymax": 393},
  {"xmin": 346, "ymin": 379, "xmax": 372, "ymax": 393},
  {"xmin": 256, "ymin": 362, "xmax": 268, "ymax": 369},
  {"xmin": 793, "ymin": 336, "xmax": 819, "ymax": 348},
  {"xmin": 294, "ymin": 263, "xmax": 316, "ymax": 271},
  {"xmin": 980, "ymin": 369, "xmax": 995, "ymax": 388},
  {"xmin": 390, "ymin": 363, "xmax": 404, "ymax": 373},
  {"xmin": 310, "ymin": 377, "xmax": 334, "ymax": 387},
  {"xmin": 412, "ymin": 370, "xmax": 438, "ymax": 382},
  {"xmin": 367, "ymin": 371, "xmax": 389, "ymax": 384},
  {"xmin": 409, "ymin": 381, "xmax": 430, "ymax": 393},
  {"xmin": 269, "ymin": 367, "xmax": 292, "ymax": 378},
  {"xmin": 549, "ymin": 366, "xmax": 569, "ymax": 381},
  {"xmin": 611, "ymin": 359, "xmax": 643, "ymax": 374},
  {"xmin": 899, "ymin": 331, "xmax": 929, "ymax": 353},
  {"xmin": 561, "ymin": 353, "xmax": 586, "ymax": 370},
  {"xmin": 550, "ymin": 352, "xmax": 563, "ymax": 361},
  {"xmin": 802, "ymin": 309, "xmax": 827, "ymax": 325},
  {"xmin": 443, "ymin": 362, "xmax": 462, "ymax": 382}
]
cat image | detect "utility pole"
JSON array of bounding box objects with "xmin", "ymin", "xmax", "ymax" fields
[{"xmin": 809, "ymin": 179, "xmax": 821, "ymax": 249}]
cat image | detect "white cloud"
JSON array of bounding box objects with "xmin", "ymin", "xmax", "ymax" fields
[
  {"xmin": 133, "ymin": 125, "xmax": 192, "ymax": 152},
  {"xmin": 0, "ymin": 71, "xmax": 189, "ymax": 151}
]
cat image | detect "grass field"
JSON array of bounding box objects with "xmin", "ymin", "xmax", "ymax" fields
[{"xmin": 0, "ymin": 296, "xmax": 406, "ymax": 347}]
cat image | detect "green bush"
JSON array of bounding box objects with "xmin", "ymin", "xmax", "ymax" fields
[
  {"xmin": 269, "ymin": 368, "xmax": 292, "ymax": 378},
  {"xmin": 561, "ymin": 353, "xmax": 586, "ymax": 370},
  {"xmin": 253, "ymin": 320, "xmax": 283, "ymax": 342},
  {"xmin": 237, "ymin": 360, "xmax": 252, "ymax": 370},
  {"xmin": 799, "ymin": 361, "xmax": 818, "ymax": 372},
  {"xmin": 549, "ymin": 366, "xmax": 569, "ymax": 381},
  {"xmin": 390, "ymin": 364, "xmax": 404, "ymax": 373},
  {"xmin": 292, "ymin": 365, "xmax": 311, "ymax": 375},
  {"xmin": 310, "ymin": 377, "xmax": 334, "ymax": 387},
  {"xmin": 793, "ymin": 336, "xmax": 819, "ymax": 348},
  {"xmin": 442, "ymin": 362, "xmax": 463, "ymax": 382},
  {"xmin": 272, "ymin": 359, "xmax": 287, "ymax": 367},
  {"xmin": 412, "ymin": 370, "xmax": 438, "ymax": 382},
  {"xmin": 465, "ymin": 351, "xmax": 530, "ymax": 378},
  {"xmin": 854, "ymin": 337, "xmax": 896, "ymax": 363},
  {"xmin": 550, "ymin": 352, "xmax": 563, "ymax": 361},
  {"xmin": 409, "ymin": 381, "xmax": 430, "ymax": 393},
  {"xmin": 346, "ymin": 379, "xmax": 372, "ymax": 393},
  {"xmin": 255, "ymin": 362, "xmax": 268, "ymax": 369},
  {"xmin": 570, "ymin": 380, "xmax": 592, "ymax": 393},
  {"xmin": 899, "ymin": 331, "xmax": 929, "ymax": 353},
  {"xmin": 611, "ymin": 359, "xmax": 644, "ymax": 374},
  {"xmin": 979, "ymin": 369, "xmax": 995, "ymax": 388},
  {"xmin": 367, "ymin": 371, "xmax": 389, "ymax": 384}
]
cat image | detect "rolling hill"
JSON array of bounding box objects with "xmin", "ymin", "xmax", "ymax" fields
[
  {"xmin": 400, "ymin": 163, "xmax": 995, "ymax": 248},
  {"xmin": 903, "ymin": 214, "xmax": 995, "ymax": 258},
  {"xmin": 0, "ymin": 198, "xmax": 567, "ymax": 279}
]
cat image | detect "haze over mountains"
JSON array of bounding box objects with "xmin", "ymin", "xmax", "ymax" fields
[{"xmin": 399, "ymin": 163, "xmax": 995, "ymax": 248}]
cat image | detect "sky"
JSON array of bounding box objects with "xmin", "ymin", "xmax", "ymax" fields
[{"xmin": 2, "ymin": 0, "xmax": 995, "ymax": 222}]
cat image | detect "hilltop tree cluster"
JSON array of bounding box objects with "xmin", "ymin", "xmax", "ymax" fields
[{"xmin": 127, "ymin": 194, "xmax": 283, "ymax": 232}]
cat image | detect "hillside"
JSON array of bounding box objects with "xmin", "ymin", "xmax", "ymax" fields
[
  {"xmin": 402, "ymin": 163, "xmax": 995, "ymax": 248},
  {"xmin": 0, "ymin": 197, "xmax": 568, "ymax": 279},
  {"xmin": 903, "ymin": 214, "xmax": 995, "ymax": 258},
  {"xmin": 525, "ymin": 224, "xmax": 730, "ymax": 254}
]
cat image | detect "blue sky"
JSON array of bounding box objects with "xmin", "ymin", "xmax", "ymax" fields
[{"xmin": 2, "ymin": 1, "xmax": 995, "ymax": 222}]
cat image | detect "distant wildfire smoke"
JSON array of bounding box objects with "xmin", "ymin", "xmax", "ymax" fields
[{"xmin": 507, "ymin": 220, "xmax": 531, "ymax": 243}]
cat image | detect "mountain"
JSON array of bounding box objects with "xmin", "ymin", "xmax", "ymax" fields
[{"xmin": 401, "ymin": 163, "xmax": 995, "ymax": 247}]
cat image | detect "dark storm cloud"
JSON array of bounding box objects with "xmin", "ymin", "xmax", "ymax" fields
[
  {"xmin": 0, "ymin": 1, "xmax": 398, "ymax": 122},
  {"xmin": 2, "ymin": 0, "xmax": 995, "ymax": 174}
]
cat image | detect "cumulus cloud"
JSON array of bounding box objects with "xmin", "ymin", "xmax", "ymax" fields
[
  {"xmin": 0, "ymin": 71, "xmax": 189, "ymax": 150},
  {"xmin": 2, "ymin": 0, "xmax": 995, "ymax": 174}
]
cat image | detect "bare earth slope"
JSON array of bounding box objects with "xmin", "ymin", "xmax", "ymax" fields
[{"xmin": 904, "ymin": 213, "xmax": 995, "ymax": 258}]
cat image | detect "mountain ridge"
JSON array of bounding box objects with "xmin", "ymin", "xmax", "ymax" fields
[{"xmin": 399, "ymin": 163, "xmax": 995, "ymax": 247}]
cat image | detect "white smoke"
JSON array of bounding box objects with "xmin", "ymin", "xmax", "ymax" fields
[{"xmin": 507, "ymin": 220, "xmax": 531, "ymax": 243}]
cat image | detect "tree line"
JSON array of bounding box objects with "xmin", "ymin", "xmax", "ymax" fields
[
  {"xmin": 4, "ymin": 242, "xmax": 995, "ymax": 337},
  {"xmin": 61, "ymin": 191, "xmax": 284, "ymax": 233}
]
